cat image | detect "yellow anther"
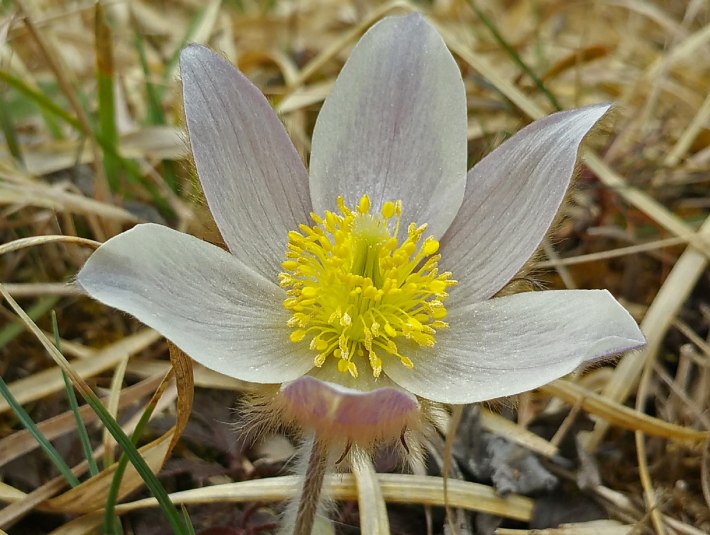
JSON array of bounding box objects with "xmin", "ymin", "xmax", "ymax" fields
[
  {"xmin": 430, "ymin": 280, "xmax": 447, "ymax": 293},
  {"xmin": 369, "ymin": 351, "xmax": 382, "ymax": 378},
  {"xmin": 363, "ymin": 326, "xmax": 373, "ymax": 351},
  {"xmin": 347, "ymin": 361, "xmax": 358, "ymax": 378},
  {"xmin": 407, "ymin": 317, "xmax": 423, "ymax": 330},
  {"xmin": 358, "ymin": 195, "xmax": 371, "ymax": 214},
  {"xmin": 337, "ymin": 358, "xmax": 359, "ymax": 378},
  {"xmin": 310, "ymin": 337, "xmax": 328, "ymax": 351},
  {"xmin": 288, "ymin": 230, "xmax": 304, "ymax": 242},
  {"xmin": 290, "ymin": 330, "xmax": 307, "ymax": 343},
  {"xmin": 301, "ymin": 286, "xmax": 317, "ymax": 298},
  {"xmin": 338, "ymin": 334, "xmax": 349, "ymax": 358},
  {"xmin": 421, "ymin": 238, "xmax": 439, "ymax": 256},
  {"xmin": 431, "ymin": 308, "xmax": 448, "ymax": 320},
  {"xmin": 411, "ymin": 332, "xmax": 435, "ymax": 346},
  {"xmin": 325, "ymin": 211, "xmax": 338, "ymax": 231},
  {"xmin": 363, "ymin": 286, "xmax": 379, "ymax": 299},
  {"xmin": 381, "ymin": 201, "xmax": 395, "ymax": 219},
  {"xmin": 336, "ymin": 196, "xmax": 351, "ymax": 215}
]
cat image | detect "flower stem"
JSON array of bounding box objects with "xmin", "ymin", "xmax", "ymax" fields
[{"xmin": 293, "ymin": 435, "xmax": 329, "ymax": 535}]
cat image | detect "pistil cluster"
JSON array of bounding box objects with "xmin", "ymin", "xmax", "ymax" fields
[{"xmin": 279, "ymin": 195, "xmax": 456, "ymax": 379}]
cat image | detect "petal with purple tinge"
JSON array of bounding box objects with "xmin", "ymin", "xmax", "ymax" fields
[
  {"xmin": 278, "ymin": 376, "xmax": 420, "ymax": 446},
  {"xmin": 181, "ymin": 44, "xmax": 311, "ymax": 281},
  {"xmin": 77, "ymin": 224, "xmax": 313, "ymax": 383},
  {"xmin": 442, "ymin": 104, "xmax": 611, "ymax": 306},
  {"xmin": 383, "ymin": 290, "xmax": 645, "ymax": 404},
  {"xmin": 309, "ymin": 14, "xmax": 467, "ymax": 239}
]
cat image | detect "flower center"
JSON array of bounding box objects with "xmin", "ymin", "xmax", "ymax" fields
[{"xmin": 279, "ymin": 195, "xmax": 456, "ymax": 379}]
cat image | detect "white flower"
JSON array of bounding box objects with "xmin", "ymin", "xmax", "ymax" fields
[{"xmin": 78, "ymin": 14, "xmax": 644, "ymax": 447}]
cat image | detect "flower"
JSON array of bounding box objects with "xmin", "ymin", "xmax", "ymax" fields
[{"xmin": 77, "ymin": 14, "xmax": 644, "ymax": 448}]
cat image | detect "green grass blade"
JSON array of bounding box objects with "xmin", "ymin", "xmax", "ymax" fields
[
  {"xmin": 134, "ymin": 32, "xmax": 165, "ymax": 126},
  {"xmin": 52, "ymin": 311, "xmax": 99, "ymax": 477},
  {"xmin": 0, "ymin": 86, "xmax": 24, "ymax": 163},
  {"xmin": 469, "ymin": 1, "xmax": 562, "ymax": 111},
  {"xmin": 0, "ymin": 296, "xmax": 59, "ymax": 349},
  {"xmin": 37, "ymin": 83, "xmax": 66, "ymax": 139},
  {"xmin": 133, "ymin": 32, "xmax": 179, "ymax": 192},
  {"xmin": 181, "ymin": 505, "xmax": 197, "ymax": 535},
  {"xmin": 0, "ymin": 375, "xmax": 80, "ymax": 487},
  {"xmin": 61, "ymin": 371, "xmax": 100, "ymax": 476},
  {"xmin": 0, "ymin": 70, "xmax": 82, "ymax": 130},
  {"xmin": 103, "ymin": 376, "xmax": 165, "ymax": 534},
  {"xmin": 160, "ymin": 159, "xmax": 179, "ymax": 193},
  {"xmin": 95, "ymin": 3, "xmax": 120, "ymax": 191}
]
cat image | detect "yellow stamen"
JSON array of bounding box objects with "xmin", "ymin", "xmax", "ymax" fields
[{"xmin": 280, "ymin": 195, "xmax": 456, "ymax": 378}]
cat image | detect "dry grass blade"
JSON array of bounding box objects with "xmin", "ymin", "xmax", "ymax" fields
[
  {"xmin": 664, "ymin": 90, "xmax": 710, "ymax": 166},
  {"xmin": 19, "ymin": 126, "xmax": 187, "ymax": 176},
  {"xmin": 166, "ymin": 343, "xmax": 194, "ymax": 452},
  {"xmin": 533, "ymin": 235, "xmax": 692, "ymax": 269},
  {"xmin": 495, "ymin": 520, "xmax": 633, "ymax": 534},
  {"xmin": 543, "ymin": 379, "xmax": 708, "ymax": 444},
  {"xmin": 0, "ymin": 177, "xmax": 139, "ymax": 223},
  {"xmin": 102, "ymin": 355, "xmax": 129, "ymax": 464},
  {"xmin": 44, "ymin": 429, "xmax": 175, "ymax": 515},
  {"xmin": 480, "ymin": 408, "xmax": 559, "ymax": 458},
  {"xmin": 109, "ymin": 474, "xmax": 533, "ymax": 519},
  {"xmin": 0, "ymin": 235, "xmax": 100, "ymax": 256},
  {"xmin": 352, "ymin": 451, "xmax": 389, "ymax": 534},
  {"xmin": 1, "ymin": 283, "xmax": 83, "ymax": 297}
]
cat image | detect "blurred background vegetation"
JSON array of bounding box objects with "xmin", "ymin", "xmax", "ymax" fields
[{"xmin": 0, "ymin": 0, "xmax": 708, "ymax": 533}]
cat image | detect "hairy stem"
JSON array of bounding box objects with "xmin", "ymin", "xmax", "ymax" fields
[{"xmin": 293, "ymin": 435, "xmax": 329, "ymax": 535}]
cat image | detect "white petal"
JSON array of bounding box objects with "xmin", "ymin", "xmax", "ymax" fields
[
  {"xmin": 277, "ymin": 376, "xmax": 419, "ymax": 446},
  {"xmin": 383, "ymin": 290, "xmax": 645, "ymax": 404},
  {"xmin": 442, "ymin": 105, "xmax": 611, "ymax": 306},
  {"xmin": 309, "ymin": 14, "xmax": 467, "ymax": 238},
  {"xmin": 181, "ymin": 45, "xmax": 311, "ymax": 281},
  {"xmin": 77, "ymin": 224, "xmax": 313, "ymax": 383}
]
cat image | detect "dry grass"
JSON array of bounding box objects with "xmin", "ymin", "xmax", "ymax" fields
[{"xmin": 1, "ymin": 0, "xmax": 709, "ymax": 533}]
